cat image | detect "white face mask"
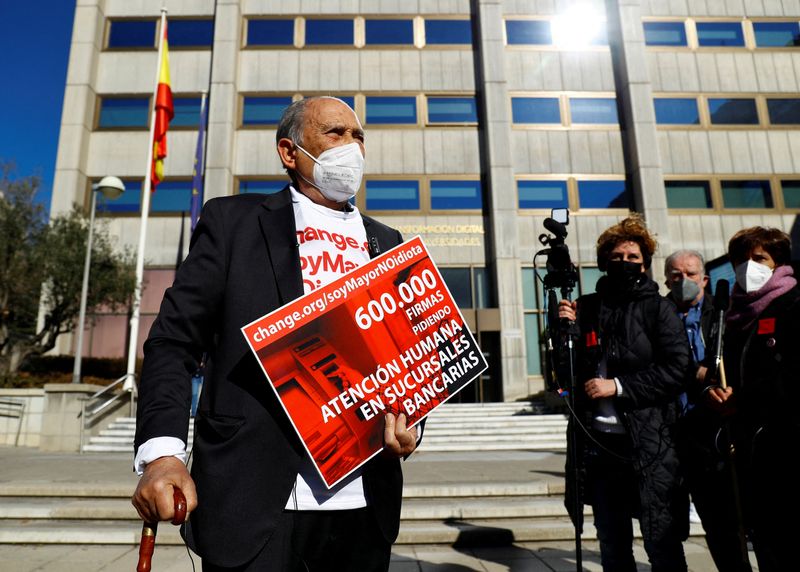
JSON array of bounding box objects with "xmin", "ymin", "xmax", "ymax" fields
[
  {"xmin": 295, "ymin": 142, "xmax": 364, "ymax": 203},
  {"xmin": 734, "ymin": 260, "xmax": 773, "ymax": 293}
]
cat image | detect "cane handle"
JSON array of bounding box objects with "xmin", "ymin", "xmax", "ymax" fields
[{"xmin": 136, "ymin": 487, "xmax": 187, "ymax": 572}]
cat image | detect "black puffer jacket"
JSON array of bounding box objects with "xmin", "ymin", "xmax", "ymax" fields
[{"xmin": 565, "ymin": 275, "xmax": 690, "ymax": 541}]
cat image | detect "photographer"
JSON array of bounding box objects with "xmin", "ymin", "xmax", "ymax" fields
[
  {"xmin": 708, "ymin": 227, "xmax": 800, "ymax": 571},
  {"xmin": 558, "ymin": 215, "xmax": 689, "ymax": 572}
]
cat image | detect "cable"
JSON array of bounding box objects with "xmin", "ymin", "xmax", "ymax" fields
[{"xmin": 536, "ymin": 262, "xmax": 669, "ymax": 466}]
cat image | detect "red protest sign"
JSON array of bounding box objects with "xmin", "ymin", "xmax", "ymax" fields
[{"xmin": 242, "ymin": 236, "xmax": 487, "ymax": 488}]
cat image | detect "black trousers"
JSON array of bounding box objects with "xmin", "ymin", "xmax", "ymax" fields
[
  {"xmin": 746, "ymin": 432, "xmax": 797, "ymax": 572},
  {"xmin": 202, "ymin": 507, "xmax": 391, "ymax": 572},
  {"xmin": 586, "ymin": 432, "xmax": 687, "ymax": 572},
  {"xmin": 679, "ymin": 411, "xmax": 752, "ymax": 572}
]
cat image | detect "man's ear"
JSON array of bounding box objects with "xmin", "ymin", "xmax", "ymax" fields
[{"xmin": 277, "ymin": 138, "xmax": 297, "ymax": 170}]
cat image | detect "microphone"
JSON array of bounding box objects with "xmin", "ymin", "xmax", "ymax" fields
[
  {"xmin": 543, "ymin": 217, "xmax": 567, "ymax": 240},
  {"xmin": 713, "ymin": 279, "xmax": 730, "ymax": 388},
  {"xmin": 714, "ymin": 279, "xmax": 730, "ymax": 312},
  {"xmin": 369, "ymin": 236, "xmax": 381, "ymax": 257}
]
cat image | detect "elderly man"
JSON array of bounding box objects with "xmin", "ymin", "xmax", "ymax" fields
[
  {"xmin": 665, "ymin": 250, "xmax": 751, "ymax": 572},
  {"xmin": 132, "ymin": 97, "xmax": 417, "ymax": 571}
]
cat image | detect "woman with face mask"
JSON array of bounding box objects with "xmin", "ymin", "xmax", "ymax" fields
[
  {"xmin": 558, "ymin": 215, "xmax": 690, "ymax": 572},
  {"xmin": 707, "ymin": 227, "xmax": 799, "ymax": 571}
]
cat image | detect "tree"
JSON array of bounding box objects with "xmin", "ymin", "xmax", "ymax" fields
[{"xmin": 0, "ymin": 163, "xmax": 135, "ymax": 377}]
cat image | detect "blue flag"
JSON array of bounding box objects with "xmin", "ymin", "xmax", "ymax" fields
[{"xmin": 190, "ymin": 94, "xmax": 208, "ymax": 231}]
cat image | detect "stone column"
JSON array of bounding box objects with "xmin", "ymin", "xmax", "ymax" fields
[
  {"xmin": 606, "ymin": 0, "xmax": 671, "ymax": 284},
  {"xmin": 204, "ymin": 0, "xmax": 242, "ymax": 200},
  {"xmin": 50, "ymin": 0, "xmax": 103, "ymax": 216},
  {"xmin": 475, "ymin": 1, "xmax": 529, "ymax": 399}
]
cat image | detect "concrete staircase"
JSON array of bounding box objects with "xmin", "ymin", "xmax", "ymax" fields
[
  {"xmin": 0, "ymin": 402, "xmax": 605, "ymax": 546},
  {"xmin": 82, "ymin": 401, "xmax": 568, "ymax": 453},
  {"xmin": 2, "ymin": 403, "xmax": 705, "ymax": 546},
  {"xmin": 0, "ymin": 479, "xmax": 592, "ymax": 546}
]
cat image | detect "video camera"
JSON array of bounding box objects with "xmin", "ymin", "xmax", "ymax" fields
[
  {"xmin": 535, "ymin": 209, "xmax": 579, "ymax": 395},
  {"xmin": 537, "ymin": 208, "xmax": 578, "ymax": 292}
]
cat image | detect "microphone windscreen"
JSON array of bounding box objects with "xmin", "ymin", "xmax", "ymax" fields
[
  {"xmin": 714, "ymin": 279, "xmax": 730, "ymax": 311},
  {"xmin": 543, "ymin": 218, "xmax": 567, "ymax": 238}
]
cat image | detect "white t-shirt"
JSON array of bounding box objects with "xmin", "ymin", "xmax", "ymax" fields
[
  {"xmin": 134, "ymin": 187, "xmax": 372, "ymax": 511},
  {"xmin": 286, "ymin": 187, "xmax": 370, "ymax": 510}
]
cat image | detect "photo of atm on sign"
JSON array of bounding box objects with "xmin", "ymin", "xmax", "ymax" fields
[{"xmin": 242, "ymin": 236, "xmax": 488, "ymax": 488}]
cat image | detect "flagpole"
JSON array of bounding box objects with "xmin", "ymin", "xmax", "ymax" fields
[
  {"xmin": 190, "ymin": 90, "xmax": 208, "ymax": 232},
  {"xmin": 125, "ymin": 7, "xmax": 168, "ymax": 397}
]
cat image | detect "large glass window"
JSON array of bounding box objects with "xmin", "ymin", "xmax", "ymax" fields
[
  {"xmin": 577, "ymin": 180, "xmax": 630, "ymax": 209},
  {"xmin": 505, "ymin": 20, "xmax": 551, "ymax": 45},
  {"xmin": 97, "ymin": 179, "xmax": 141, "ymax": 213},
  {"xmin": 365, "ymin": 19, "xmax": 414, "ymax": 45},
  {"xmin": 654, "ymin": 98, "xmax": 700, "ymax": 125},
  {"xmin": 430, "ymin": 180, "xmax": 482, "ymax": 210},
  {"xmin": 518, "ymin": 180, "xmax": 568, "ymax": 210},
  {"xmin": 242, "ymin": 96, "xmax": 292, "ymax": 126},
  {"xmin": 365, "ymin": 96, "xmax": 417, "ymax": 124},
  {"xmin": 767, "ymin": 98, "xmax": 800, "ymax": 125},
  {"xmin": 580, "ymin": 267, "xmax": 604, "ymax": 296},
  {"xmin": 365, "ymin": 180, "xmax": 419, "ymax": 210},
  {"xmin": 570, "ymin": 98, "xmax": 618, "ymax": 124},
  {"xmin": 427, "ymin": 96, "xmax": 478, "ymax": 123},
  {"xmin": 98, "ymin": 97, "xmax": 149, "ymax": 128},
  {"xmin": 665, "ymin": 181, "xmax": 712, "ymax": 209},
  {"xmin": 169, "ymin": 20, "xmax": 214, "ymax": 48},
  {"xmin": 721, "ymin": 180, "xmax": 773, "ymax": 209},
  {"xmin": 440, "ymin": 268, "xmax": 473, "ymax": 308},
  {"xmin": 425, "ymin": 19, "xmax": 472, "ymax": 45},
  {"xmin": 696, "ymin": 22, "xmax": 745, "ymax": 47},
  {"xmin": 524, "ymin": 313, "xmax": 542, "ymax": 375},
  {"xmin": 247, "ymin": 19, "xmax": 294, "ymax": 46},
  {"xmin": 239, "ymin": 180, "xmax": 287, "ymax": 194},
  {"xmin": 171, "ymin": 97, "xmax": 202, "ymax": 127},
  {"xmin": 305, "ymin": 19, "xmax": 354, "ymax": 46},
  {"xmin": 708, "ymin": 98, "xmax": 759, "ymax": 125},
  {"xmin": 511, "ymin": 97, "xmax": 561, "ymax": 124},
  {"xmin": 643, "ymin": 21, "xmax": 687, "ymax": 46},
  {"xmin": 473, "ymin": 267, "xmax": 494, "ymax": 308},
  {"xmin": 152, "ymin": 181, "xmax": 192, "ymax": 212},
  {"xmin": 108, "ymin": 20, "xmax": 156, "ymax": 48},
  {"xmin": 753, "ymin": 22, "xmax": 800, "ymax": 47},
  {"xmin": 781, "ymin": 180, "xmax": 800, "ymax": 208}
]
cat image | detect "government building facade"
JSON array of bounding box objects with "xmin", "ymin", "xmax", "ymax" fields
[{"xmin": 52, "ymin": 0, "xmax": 800, "ymax": 401}]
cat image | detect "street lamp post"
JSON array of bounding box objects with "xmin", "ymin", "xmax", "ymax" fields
[{"xmin": 71, "ymin": 176, "xmax": 125, "ymax": 384}]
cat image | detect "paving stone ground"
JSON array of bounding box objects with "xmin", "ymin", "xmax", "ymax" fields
[{"xmin": 0, "ymin": 446, "xmax": 759, "ymax": 571}]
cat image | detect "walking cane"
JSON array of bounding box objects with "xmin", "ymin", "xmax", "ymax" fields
[{"xmin": 137, "ymin": 487, "xmax": 187, "ymax": 572}]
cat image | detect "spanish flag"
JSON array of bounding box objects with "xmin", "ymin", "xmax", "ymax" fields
[{"xmin": 151, "ymin": 22, "xmax": 173, "ymax": 189}]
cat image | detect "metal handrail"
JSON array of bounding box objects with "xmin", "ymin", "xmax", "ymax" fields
[
  {"xmin": 79, "ymin": 373, "xmax": 133, "ymax": 452},
  {"xmin": 87, "ymin": 373, "xmax": 130, "ymax": 402},
  {"xmin": 0, "ymin": 398, "xmax": 26, "ymax": 446}
]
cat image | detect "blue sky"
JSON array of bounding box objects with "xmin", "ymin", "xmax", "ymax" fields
[{"xmin": 0, "ymin": 2, "xmax": 76, "ymax": 211}]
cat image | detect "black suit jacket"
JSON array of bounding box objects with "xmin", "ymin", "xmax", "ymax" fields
[{"xmin": 134, "ymin": 188, "xmax": 405, "ymax": 567}]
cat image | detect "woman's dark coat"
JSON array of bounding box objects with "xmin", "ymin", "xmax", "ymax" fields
[{"xmin": 564, "ymin": 275, "xmax": 690, "ymax": 542}]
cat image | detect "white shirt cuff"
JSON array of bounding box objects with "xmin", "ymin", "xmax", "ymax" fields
[
  {"xmin": 614, "ymin": 377, "xmax": 623, "ymax": 396},
  {"xmin": 134, "ymin": 436, "xmax": 187, "ymax": 475}
]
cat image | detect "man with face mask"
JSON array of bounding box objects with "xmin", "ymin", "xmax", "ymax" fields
[
  {"xmin": 665, "ymin": 251, "xmax": 753, "ymax": 572},
  {"xmin": 132, "ymin": 97, "xmax": 417, "ymax": 571}
]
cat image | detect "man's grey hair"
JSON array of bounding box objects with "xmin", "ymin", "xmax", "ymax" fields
[
  {"xmin": 664, "ymin": 249, "xmax": 705, "ymax": 276},
  {"xmin": 275, "ymin": 96, "xmax": 355, "ymax": 147}
]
